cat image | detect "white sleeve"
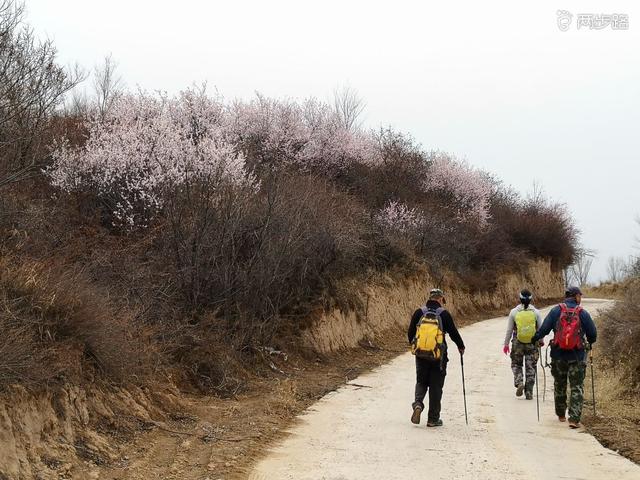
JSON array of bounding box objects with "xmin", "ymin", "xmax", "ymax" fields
[
  {"xmin": 504, "ymin": 308, "xmax": 516, "ymax": 346},
  {"xmin": 534, "ymin": 307, "xmax": 543, "ymax": 329}
]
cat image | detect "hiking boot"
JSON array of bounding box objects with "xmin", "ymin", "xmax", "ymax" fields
[
  {"xmin": 525, "ymin": 392, "xmax": 533, "ymax": 400},
  {"xmin": 426, "ymin": 419, "xmax": 443, "ymax": 427},
  {"xmin": 516, "ymin": 384, "xmax": 524, "ymax": 397},
  {"xmin": 411, "ymin": 405, "xmax": 423, "ymax": 425},
  {"xmin": 568, "ymin": 420, "xmax": 582, "ymax": 429},
  {"xmin": 558, "ymin": 416, "xmax": 567, "ymax": 422}
]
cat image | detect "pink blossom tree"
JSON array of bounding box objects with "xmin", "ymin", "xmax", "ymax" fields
[
  {"xmin": 423, "ymin": 154, "xmax": 493, "ymax": 227},
  {"xmin": 227, "ymin": 94, "xmax": 380, "ymax": 173},
  {"xmin": 50, "ymin": 87, "xmax": 494, "ymax": 234},
  {"xmin": 49, "ymin": 87, "xmax": 252, "ymax": 227},
  {"xmin": 374, "ymin": 200, "xmax": 424, "ymax": 234}
]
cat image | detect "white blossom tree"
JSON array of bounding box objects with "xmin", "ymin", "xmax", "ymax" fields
[
  {"xmin": 374, "ymin": 200, "xmax": 424, "ymax": 234},
  {"xmin": 49, "ymin": 87, "xmax": 252, "ymax": 227}
]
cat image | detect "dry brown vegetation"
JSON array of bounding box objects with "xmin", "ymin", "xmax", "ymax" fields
[
  {"xmin": 584, "ymin": 278, "xmax": 640, "ymax": 463},
  {"xmin": 0, "ymin": 255, "xmax": 159, "ymax": 389}
]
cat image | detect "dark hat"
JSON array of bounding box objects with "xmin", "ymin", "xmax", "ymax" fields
[
  {"xmin": 519, "ymin": 289, "xmax": 533, "ymax": 301},
  {"xmin": 565, "ymin": 286, "xmax": 583, "ymax": 297}
]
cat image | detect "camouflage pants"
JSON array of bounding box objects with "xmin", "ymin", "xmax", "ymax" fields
[
  {"xmin": 551, "ymin": 359, "xmax": 586, "ymax": 422},
  {"xmin": 510, "ymin": 341, "xmax": 539, "ymax": 395}
]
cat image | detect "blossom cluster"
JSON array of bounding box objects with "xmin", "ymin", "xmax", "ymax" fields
[
  {"xmin": 374, "ymin": 200, "xmax": 424, "ymax": 234},
  {"xmin": 49, "ymin": 89, "xmax": 251, "ymax": 226},
  {"xmin": 227, "ymin": 95, "xmax": 381, "ymax": 172},
  {"xmin": 48, "ymin": 88, "xmax": 495, "ymax": 230},
  {"xmin": 423, "ymin": 155, "xmax": 493, "ymax": 227}
]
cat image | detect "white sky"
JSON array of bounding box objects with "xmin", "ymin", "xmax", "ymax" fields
[{"xmin": 27, "ymin": 0, "xmax": 640, "ymax": 283}]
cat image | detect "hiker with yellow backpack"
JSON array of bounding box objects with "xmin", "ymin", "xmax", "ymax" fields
[
  {"xmin": 408, "ymin": 288, "xmax": 465, "ymax": 427},
  {"xmin": 503, "ymin": 289, "xmax": 543, "ymax": 400}
]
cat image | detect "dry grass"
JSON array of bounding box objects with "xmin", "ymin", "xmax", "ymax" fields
[
  {"xmin": 598, "ymin": 278, "xmax": 640, "ymax": 389},
  {"xmin": 585, "ymin": 281, "xmax": 627, "ymax": 300},
  {"xmin": 0, "ymin": 255, "xmax": 160, "ymax": 389},
  {"xmin": 583, "ymin": 281, "xmax": 640, "ymax": 463},
  {"xmin": 584, "ymin": 364, "xmax": 640, "ymax": 462}
]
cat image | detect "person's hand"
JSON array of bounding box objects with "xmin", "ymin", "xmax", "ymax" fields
[
  {"xmin": 538, "ymin": 340, "xmax": 544, "ymax": 347},
  {"xmin": 503, "ymin": 345, "xmax": 510, "ymax": 355},
  {"xmin": 459, "ymin": 347, "xmax": 465, "ymax": 355}
]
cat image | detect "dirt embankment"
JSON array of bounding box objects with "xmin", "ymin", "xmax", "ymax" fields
[
  {"xmin": 305, "ymin": 259, "xmax": 562, "ymax": 353},
  {"xmin": 0, "ymin": 260, "xmax": 563, "ymax": 480},
  {"xmin": 0, "ymin": 384, "xmax": 183, "ymax": 479}
]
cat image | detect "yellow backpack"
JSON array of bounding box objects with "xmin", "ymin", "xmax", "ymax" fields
[
  {"xmin": 514, "ymin": 308, "xmax": 536, "ymax": 343},
  {"xmin": 411, "ymin": 307, "xmax": 445, "ymax": 360}
]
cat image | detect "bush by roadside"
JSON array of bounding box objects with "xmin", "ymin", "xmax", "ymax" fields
[
  {"xmin": 584, "ymin": 279, "xmax": 640, "ymax": 463},
  {"xmin": 596, "ymin": 278, "xmax": 640, "ymax": 393}
]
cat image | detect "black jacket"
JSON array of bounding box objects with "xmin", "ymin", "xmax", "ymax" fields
[{"xmin": 407, "ymin": 300, "xmax": 465, "ymax": 362}]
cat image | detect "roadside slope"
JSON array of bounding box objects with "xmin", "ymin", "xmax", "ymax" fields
[{"xmin": 250, "ymin": 299, "xmax": 639, "ymax": 480}]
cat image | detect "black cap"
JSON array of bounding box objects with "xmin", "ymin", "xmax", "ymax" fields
[{"xmin": 565, "ymin": 286, "xmax": 583, "ymax": 297}]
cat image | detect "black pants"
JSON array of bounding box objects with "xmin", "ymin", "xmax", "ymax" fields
[{"xmin": 413, "ymin": 357, "xmax": 447, "ymax": 422}]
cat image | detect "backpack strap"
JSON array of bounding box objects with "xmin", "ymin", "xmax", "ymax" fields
[
  {"xmin": 562, "ymin": 303, "xmax": 581, "ymax": 318},
  {"xmin": 573, "ymin": 305, "xmax": 584, "ymax": 335},
  {"xmin": 422, "ymin": 306, "xmax": 445, "ymax": 333}
]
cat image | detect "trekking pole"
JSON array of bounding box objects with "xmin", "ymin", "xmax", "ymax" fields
[
  {"xmin": 535, "ymin": 354, "xmax": 540, "ymax": 422},
  {"xmin": 589, "ymin": 345, "xmax": 596, "ymax": 416},
  {"xmin": 460, "ymin": 352, "xmax": 468, "ymax": 425},
  {"xmin": 539, "ymin": 346, "xmax": 546, "ymax": 402}
]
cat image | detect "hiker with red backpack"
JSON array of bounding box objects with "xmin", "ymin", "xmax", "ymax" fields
[
  {"xmin": 503, "ymin": 289, "xmax": 543, "ymax": 400},
  {"xmin": 408, "ymin": 288, "xmax": 465, "ymax": 427},
  {"xmin": 531, "ymin": 286, "xmax": 597, "ymax": 428}
]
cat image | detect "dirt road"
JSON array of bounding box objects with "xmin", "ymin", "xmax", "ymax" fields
[{"xmin": 250, "ymin": 299, "xmax": 639, "ymax": 480}]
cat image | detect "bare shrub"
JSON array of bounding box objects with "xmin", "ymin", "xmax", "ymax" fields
[
  {"xmin": 0, "ymin": 257, "xmax": 159, "ymax": 388},
  {"xmin": 569, "ymin": 249, "xmax": 595, "ymax": 287},
  {"xmin": 600, "ymin": 278, "xmax": 640, "ymax": 392},
  {"xmin": 341, "ymin": 128, "xmax": 428, "ymax": 208},
  {"xmin": 0, "ymin": 0, "xmax": 84, "ymax": 189},
  {"xmin": 93, "ymin": 54, "xmax": 123, "ymax": 120},
  {"xmin": 490, "ymin": 184, "xmax": 577, "ymax": 270},
  {"xmin": 160, "ymin": 171, "xmax": 370, "ymax": 347},
  {"xmin": 606, "ymin": 256, "xmax": 629, "ymax": 283},
  {"xmin": 333, "ymin": 85, "xmax": 365, "ymax": 132}
]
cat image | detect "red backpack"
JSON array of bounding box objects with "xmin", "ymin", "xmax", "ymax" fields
[{"xmin": 553, "ymin": 303, "xmax": 584, "ymax": 350}]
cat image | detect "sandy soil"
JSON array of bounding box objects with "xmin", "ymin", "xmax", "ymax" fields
[{"xmin": 249, "ymin": 299, "xmax": 639, "ymax": 480}]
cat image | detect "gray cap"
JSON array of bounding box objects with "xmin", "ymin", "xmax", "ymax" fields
[{"xmin": 429, "ymin": 288, "xmax": 445, "ymax": 299}]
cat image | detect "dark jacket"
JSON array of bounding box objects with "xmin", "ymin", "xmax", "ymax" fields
[
  {"xmin": 531, "ymin": 298, "xmax": 597, "ymax": 362},
  {"xmin": 408, "ymin": 300, "xmax": 465, "ymax": 363}
]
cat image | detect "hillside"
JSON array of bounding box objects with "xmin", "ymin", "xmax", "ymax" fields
[{"xmin": 0, "ymin": 2, "xmax": 582, "ymax": 477}]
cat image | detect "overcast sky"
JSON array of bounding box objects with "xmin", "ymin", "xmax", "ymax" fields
[{"xmin": 27, "ymin": 0, "xmax": 640, "ymax": 283}]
